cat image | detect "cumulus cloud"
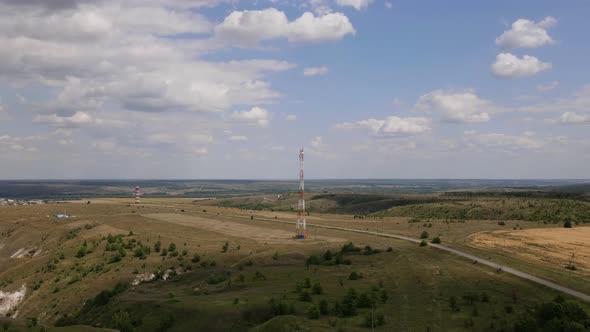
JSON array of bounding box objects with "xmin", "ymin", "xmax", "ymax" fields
[
  {"xmin": 34, "ymin": 111, "xmax": 94, "ymax": 127},
  {"xmin": 231, "ymin": 107, "xmax": 271, "ymax": 127},
  {"xmin": 335, "ymin": 0, "xmax": 372, "ymax": 10},
  {"xmin": 558, "ymin": 112, "xmax": 589, "ymax": 125},
  {"xmin": 415, "ymin": 89, "xmax": 506, "ymax": 123},
  {"xmin": 337, "ymin": 116, "xmax": 431, "ymax": 136},
  {"xmin": 464, "ymin": 131, "xmax": 544, "ymax": 151},
  {"xmin": 303, "ymin": 66, "xmax": 329, "ymax": 76},
  {"xmin": 215, "ymin": 8, "xmax": 355, "ymax": 44},
  {"xmin": 537, "ymin": 81, "xmax": 559, "ymax": 92},
  {"xmin": 519, "ymin": 85, "xmax": 590, "ymax": 114},
  {"xmin": 496, "ymin": 16, "xmax": 557, "ymax": 50},
  {"xmin": 492, "ymin": 53, "xmax": 551, "ymax": 79}
]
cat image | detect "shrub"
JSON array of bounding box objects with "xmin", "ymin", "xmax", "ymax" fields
[
  {"xmin": 449, "ymin": 296, "xmax": 460, "ymax": 312},
  {"xmin": 154, "ymin": 240, "xmax": 161, "ymax": 253},
  {"xmin": 112, "ymin": 310, "xmax": 133, "ymax": 332},
  {"xmin": 420, "ymin": 240, "xmax": 428, "ymax": 247},
  {"xmin": 341, "ymin": 242, "xmax": 361, "ymax": 254},
  {"xmin": 431, "ymin": 237, "xmax": 441, "ymax": 244},
  {"xmin": 420, "ymin": 231, "xmax": 429, "ymax": 239},
  {"xmin": 272, "ymin": 252, "xmax": 279, "ymax": 260},
  {"xmin": 356, "ymin": 292, "xmax": 372, "ymax": 308},
  {"xmin": 76, "ymin": 246, "xmax": 87, "ymax": 258},
  {"xmin": 323, "ymin": 250, "xmax": 333, "ymax": 261},
  {"xmin": 222, "ymin": 242, "xmax": 229, "ymax": 253},
  {"xmin": 498, "ymin": 221, "xmax": 506, "ymax": 226},
  {"xmin": 191, "ymin": 254, "xmax": 200, "ymax": 263},
  {"xmin": 564, "ymin": 220, "xmax": 573, "ymax": 228},
  {"xmin": 307, "ymin": 305, "xmax": 320, "ymax": 319},
  {"xmin": 168, "ymin": 243, "xmax": 176, "ymax": 252},
  {"xmin": 348, "ymin": 271, "xmax": 360, "ymax": 280},
  {"xmin": 312, "ymin": 282, "xmax": 323, "ymax": 295},
  {"xmin": 305, "ymin": 255, "xmax": 320, "ymax": 267},
  {"xmin": 299, "ymin": 291, "xmax": 312, "ymax": 302},
  {"xmin": 319, "ymin": 299, "xmax": 329, "ymax": 315}
]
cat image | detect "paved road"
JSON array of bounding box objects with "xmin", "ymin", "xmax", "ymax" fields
[
  {"xmin": 235, "ymin": 213, "xmax": 590, "ymax": 303},
  {"xmin": 160, "ymin": 205, "xmax": 590, "ymax": 303},
  {"xmin": 302, "ymin": 221, "xmax": 590, "ymax": 303}
]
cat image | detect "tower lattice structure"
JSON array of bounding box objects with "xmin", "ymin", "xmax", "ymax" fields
[
  {"xmin": 134, "ymin": 186, "xmax": 142, "ymax": 204},
  {"xmin": 296, "ymin": 148, "xmax": 306, "ymax": 238}
]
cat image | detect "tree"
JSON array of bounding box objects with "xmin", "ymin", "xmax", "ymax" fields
[
  {"xmin": 513, "ymin": 315, "xmax": 537, "ymax": 332},
  {"xmin": 564, "ymin": 220, "xmax": 573, "ymax": 228},
  {"xmin": 323, "ymin": 250, "xmax": 333, "ymax": 261},
  {"xmin": 420, "ymin": 231, "xmax": 429, "ymax": 239},
  {"xmin": 431, "ymin": 237, "xmax": 441, "ymax": 244},
  {"xmin": 168, "ymin": 243, "xmax": 176, "ymax": 252},
  {"xmin": 154, "ymin": 240, "xmax": 161, "ymax": 253},
  {"xmin": 357, "ymin": 292, "xmax": 372, "ymax": 308}
]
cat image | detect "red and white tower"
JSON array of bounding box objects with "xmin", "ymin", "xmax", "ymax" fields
[
  {"xmin": 296, "ymin": 148, "xmax": 306, "ymax": 238},
  {"xmin": 133, "ymin": 186, "xmax": 142, "ymax": 204}
]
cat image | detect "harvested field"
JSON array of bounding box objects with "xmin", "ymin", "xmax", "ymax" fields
[
  {"xmin": 143, "ymin": 213, "xmax": 345, "ymax": 244},
  {"xmin": 469, "ymin": 227, "xmax": 590, "ymax": 277}
]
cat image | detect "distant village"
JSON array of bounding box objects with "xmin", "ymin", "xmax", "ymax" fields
[{"xmin": 0, "ymin": 198, "xmax": 46, "ymax": 206}]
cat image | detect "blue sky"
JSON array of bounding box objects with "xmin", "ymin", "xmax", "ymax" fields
[{"xmin": 0, "ymin": 0, "xmax": 589, "ymax": 179}]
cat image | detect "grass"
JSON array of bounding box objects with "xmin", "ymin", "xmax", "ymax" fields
[{"xmin": 1, "ymin": 198, "xmax": 590, "ymax": 331}]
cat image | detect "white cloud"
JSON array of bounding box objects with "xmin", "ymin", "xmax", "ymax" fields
[
  {"xmin": 415, "ymin": 89, "xmax": 505, "ymax": 123},
  {"xmin": 558, "ymin": 112, "xmax": 589, "ymax": 125},
  {"xmin": 336, "ymin": 0, "xmax": 372, "ymax": 10},
  {"xmin": 384, "ymin": 1, "xmax": 392, "ymax": 9},
  {"xmin": 231, "ymin": 107, "xmax": 271, "ymax": 127},
  {"xmin": 215, "ymin": 8, "xmax": 356, "ymax": 44},
  {"xmin": 285, "ymin": 114, "xmax": 297, "ymax": 121},
  {"xmin": 34, "ymin": 111, "xmax": 94, "ymax": 127},
  {"xmin": 492, "ymin": 53, "xmax": 551, "ymax": 79},
  {"xmin": 229, "ymin": 135, "xmax": 248, "ymax": 141},
  {"xmin": 537, "ymin": 81, "xmax": 559, "ymax": 92},
  {"xmin": 465, "ymin": 132, "xmax": 544, "ymax": 151},
  {"xmin": 519, "ymin": 85, "xmax": 590, "ymax": 114},
  {"xmin": 337, "ymin": 116, "xmax": 431, "ymax": 136},
  {"xmin": 303, "ymin": 66, "xmax": 329, "ymax": 76},
  {"xmin": 496, "ymin": 16, "xmax": 557, "ymax": 50}
]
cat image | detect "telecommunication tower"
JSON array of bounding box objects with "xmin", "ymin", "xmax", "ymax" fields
[
  {"xmin": 134, "ymin": 186, "xmax": 142, "ymax": 204},
  {"xmin": 296, "ymin": 148, "xmax": 306, "ymax": 239}
]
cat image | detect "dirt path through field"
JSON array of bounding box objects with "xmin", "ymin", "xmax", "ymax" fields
[{"xmin": 143, "ymin": 213, "xmax": 345, "ymax": 244}]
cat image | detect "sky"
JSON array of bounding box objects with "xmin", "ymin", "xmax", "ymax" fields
[{"xmin": 0, "ymin": 0, "xmax": 589, "ymax": 179}]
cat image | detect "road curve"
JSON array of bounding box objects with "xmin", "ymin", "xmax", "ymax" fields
[
  {"xmin": 302, "ymin": 221, "xmax": 590, "ymax": 303},
  {"xmin": 232, "ymin": 213, "xmax": 590, "ymax": 303},
  {"xmin": 160, "ymin": 205, "xmax": 590, "ymax": 303}
]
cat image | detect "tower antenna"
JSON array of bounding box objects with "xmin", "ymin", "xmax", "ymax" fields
[
  {"xmin": 296, "ymin": 148, "xmax": 306, "ymax": 239},
  {"xmin": 134, "ymin": 186, "xmax": 142, "ymax": 204}
]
